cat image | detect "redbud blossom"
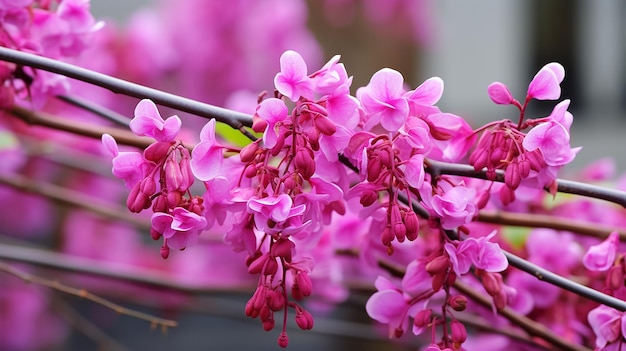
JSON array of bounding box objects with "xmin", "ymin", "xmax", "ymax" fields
[
  {"xmin": 583, "ymin": 231, "xmax": 619, "ymax": 272},
  {"xmin": 487, "ymin": 82, "xmax": 514, "ymax": 105}
]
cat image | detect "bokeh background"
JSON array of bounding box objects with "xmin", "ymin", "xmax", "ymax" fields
[{"xmin": 4, "ymin": 1, "xmax": 626, "ymax": 350}]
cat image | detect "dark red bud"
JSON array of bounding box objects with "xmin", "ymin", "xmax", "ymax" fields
[
  {"xmin": 448, "ymin": 295, "xmax": 468, "ymax": 311},
  {"xmin": 426, "ymin": 255, "xmax": 450, "ymax": 275},
  {"xmin": 144, "ymin": 141, "xmax": 172, "ymax": 162},
  {"xmin": 240, "ymin": 142, "xmax": 259, "ymax": 163},
  {"xmin": 314, "ymin": 116, "xmax": 336, "ymax": 136}
]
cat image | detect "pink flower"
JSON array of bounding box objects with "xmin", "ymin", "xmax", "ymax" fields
[
  {"xmin": 527, "ymin": 62, "xmax": 565, "ymax": 100},
  {"xmin": 130, "ymin": 99, "xmax": 181, "ymax": 142},
  {"xmin": 151, "ymin": 207, "xmax": 207, "ymax": 250},
  {"xmin": 444, "ymin": 231, "xmax": 508, "ymax": 274},
  {"xmin": 101, "ymin": 133, "xmax": 152, "ymax": 188},
  {"xmin": 429, "ymin": 184, "xmax": 477, "ymax": 230},
  {"xmin": 406, "ymin": 76, "xmax": 444, "ymax": 107},
  {"xmin": 274, "ymin": 50, "xmax": 313, "ymax": 101},
  {"xmin": 588, "ymin": 305, "xmax": 624, "ymax": 349},
  {"xmin": 487, "ymin": 82, "xmax": 514, "ymax": 105},
  {"xmin": 255, "ymin": 98, "xmax": 289, "ymax": 149},
  {"xmin": 523, "ymin": 100, "xmax": 580, "ymax": 167},
  {"xmin": 583, "ymin": 231, "xmax": 619, "ymax": 272},
  {"xmin": 365, "ymin": 261, "xmax": 431, "ymax": 338},
  {"xmin": 357, "ymin": 68, "xmax": 409, "ymax": 132},
  {"xmin": 403, "ymin": 154, "xmax": 425, "ymax": 189},
  {"xmin": 247, "ymin": 194, "xmax": 309, "ymax": 236},
  {"xmin": 191, "ymin": 119, "xmax": 224, "ymax": 181}
]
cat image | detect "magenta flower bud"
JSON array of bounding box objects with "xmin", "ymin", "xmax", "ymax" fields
[
  {"xmin": 295, "ymin": 272, "xmax": 312, "ymax": 297},
  {"xmin": 152, "ymin": 193, "xmax": 168, "ymax": 213},
  {"xmin": 482, "ymin": 272, "xmax": 502, "ymax": 296},
  {"xmin": 394, "ymin": 222, "xmax": 407, "ymax": 243},
  {"xmin": 252, "ymin": 285, "xmax": 268, "ymax": 311},
  {"xmin": 448, "ymin": 295, "xmax": 468, "ymax": 311},
  {"xmin": 517, "ymin": 155, "xmax": 531, "ymax": 178},
  {"xmin": 144, "ymin": 141, "xmax": 172, "ymax": 162},
  {"xmin": 470, "ymin": 148, "xmax": 489, "ymax": 171},
  {"xmin": 248, "ymin": 254, "xmax": 269, "ymax": 275},
  {"xmin": 306, "ymin": 101, "xmax": 328, "ymax": 116},
  {"xmin": 499, "ymin": 185, "xmax": 515, "ymax": 206},
  {"xmin": 504, "ymin": 161, "xmax": 521, "ymax": 190},
  {"xmin": 607, "ymin": 265, "xmax": 624, "ymax": 291},
  {"xmin": 240, "ymin": 142, "xmax": 259, "ymax": 163},
  {"xmin": 381, "ymin": 225, "xmax": 394, "ymax": 247},
  {"xmin": 476, "ymin": 191, "xmax": 490, "ymax": 210},
  {"xmin": 404, "ymin": 211, "xmax": 419, "ymax": 241},
  {"xmin": 413, "ymin": 309, "xmax": 432, "ymax": 328},
  {"xmin": 269, "ymin": 132, "xmax": 285, "ymax": 156},
  {"xmin": 160, "ymin": 244, "xmax": 170, "ymax": 259},
  {"xmin": 490, "ymin": 147, "xmax": 506, "ymax": 165},
  {"xmin": 431, "ymin": 272, "xmax": 446, "ymax": 292},
  {"xmin": 377, "ymin": 148, "xmax": 392, "ymax": 167},
  {"xmin": 270, "ymin": 238, "xmax": 295, "ymax": 262},
  {"xmin": 251, "ymin": 115, "xmax": 268, "ymax": 133},
  {"xmin": 360, "ymin": 190, "xmax": 378, "ymax": 207},
  {"xmin": 260, "ymin": 304, "xmax": 272, "ymax": 322},
  {"xmin": 244, "ymin": 163, "xmax": 259, "ymax": 178},
  {"xmin": 314, "ymin": 116, "xmax": 336, "ymax": 136},
  {"xmin": 150, "ymin": 228, "xmax": 162, "ymax": 240},
  {"xmin": 262, "ymin": 318, "xmax": 275, "ymax": 332},
  {"xmin": 295, "ymin": 149, "xmax": 315, "ymax": 179},
  {"xmin": 277, "ymin": 331, "xmax": 289, "ymax": 348},
  {"xmin": 367, "ymin": 157, "xmax": 382, "ymax": 182},
  {"xmin": 164, "ymin": 158, "xmax": 183, "ymax": 191},
  {"xmin": 178, "ymin": 155, "xmax": 194, "ymax": 192},
  {"xmin": 525, "ymin": 149, "xmax": 545, "ymax": 171},
  {"xmin": 263, "ymin": 257, "xmax": 279, "ymax": 276},
  {"xmin": 295, "ymin": 309, "xmax": 314, "ymax": 330},
  {"xmin": 166, "ymin": 190, "xmax": 183, "ymax": 208},
  {"xmin": 487, "ymin": 82, "xmax": 514, "ymax": 105},
  {"xmin": 139, "ymin": 177, "xmax": 157, "ymax": 196},
  {"xmin": 494, "ymin": 289, "xmax": 508, "ymax": 310},
  {"xmin": 426, "ymin": 255, "xmax": 450, "ymax": 275},
  {"xmin": 267, "ymin": 289, "xmax": 286, "ymax": 311},
  {"xmin": 127, "ymin": 182, "xmax": 151, "ymax": 213},
  {"xmin": 450, "ymin": 320, "xmax": 467, "ymax": 344}
]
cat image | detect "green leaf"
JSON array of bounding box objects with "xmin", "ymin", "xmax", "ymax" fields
[{"xmin": 215, "ymin": 123, "xmax": 254, "ymax": 148}]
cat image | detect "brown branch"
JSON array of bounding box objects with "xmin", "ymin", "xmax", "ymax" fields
[
  {"xmin": 0, "ymin": 261, "xmax": 177, "ymax": 329},
  {"xmin": 0, "ymin": 172, "xmax": 150, "ymax": 231},
  {"xmin": 478, "ymin": 210, "xmax": 626, "ymax": 240},
  {"xmin": 453, "ymin": 280, "xmax": 591, "ymax": 351},
  {"xmin": 0, "ymin": 243, "xmax": 252, "ymax": 294},
  {"xmin": 7, "ymin": 105, "xmax": 195, "ymax": 150}
]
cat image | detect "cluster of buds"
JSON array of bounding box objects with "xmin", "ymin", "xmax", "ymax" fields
[{"xmin": 103, "ymin": 99, "xmax": 206, "ymax": 258}]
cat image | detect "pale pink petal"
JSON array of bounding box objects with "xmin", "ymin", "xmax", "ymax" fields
[
  {"xmin": 365, "ymin": 290, "xmax": 406, "ymax": 324},
  {"xmin": 408, "ymin": 77, "xmax": 444, "ymax": 105},
  {"xmin": 527, "ymin": 63, "xmax": 564, "ymax": 100},
  {"xmin": 487, "ymin": 82, "xmax": 514, "ymax": 105}
]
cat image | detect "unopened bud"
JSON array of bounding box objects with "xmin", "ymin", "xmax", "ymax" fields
[
  {"xmin": 144, "ymin": 141, "xmax": 172, "ymax": 162},
  {"xmin": 252, "ymin": 116, "xmax": 268, "ymax": 133},
  {"xmin": 267, "ymin": 289, "xmax": 286, "ymax": 311},
  {"xmin": 270, "ymin": 238, "xmax": 295, "ymax": 262},
  {"xmin": 160, "ymin": 243, "xmax": 170, "ymax": 259},
  {"xmin": 127, "ymin": 182, "xmax": 151, "ymax": 213},
  {"xmin": 367, "ymin": 158, "xmax": 382, "ymax": 182},
  {"xmin": 448, "ymin": 295, "xmax": 468, "ymax": 311},
  {"xmin": 165, "ymin": 159, "xmax": 183, "ymax": 191},
  {"xmin": 482, "ymin": 272, "xmax": 502, "ymax": 296},
  {"xmin": 360, "ymin": 190, "xmax": 378, "ymax": 207},
  {"xmin": 295, "ymin": 308, "xmax": 314, "ymax": 330},
  {"xmin": 499, "ymin": 185, "xmax": 515, "ymax": 206},
  {"xmin": 240, "ymin": 142, "xmax": 259, "ymax": 163},
  {"xmin": 403, "ymin": 211, "xmax": 419, "ymax": 241},
  {"xmin": 294, "ymin": 272, "xmax": 312, "ymax": 298},
  {"xmin": 426, "ymin": 255, "xmax": 450, "ymax": 275},
  {"xmin": 277, "ymin": 331, "xmax": 289, "ymax": 348},
  {"xmin": 314, "ymin": 116, "xmax": 336, "ymax": 136},
  {"xmin": 413, "ymin": 309, "xmax": 432, "ymax": 328},
  {"xmin": 381, "ymin": 226, "xmax": 394, "ymax": 247},
  {"xmin": 451, "ymin": 320, "xmax": 467, "ymax": 344},
  {"xmin": 295, "ymin": 149, "xmax": 315, "ymax": 179},
  {"xmin": 504, "ymin": 161, "xmax": 521, "ymax": 190}
]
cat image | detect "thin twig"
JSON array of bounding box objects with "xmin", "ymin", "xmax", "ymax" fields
[
  {"xmin": 0, "ymin": 261, "xmax": 178, "ymax": 329},
  {"xmin": 0, "ymin": 46, "xmax": 255, "ymax": 135},
  {"xmin": 426, "ymin": 159, "xmax": 626, "ymax": 208},
  {"xmin": 0, "ymin": 172, "xmax": 150, "ymax": 230},
  {"xmin": 57, "ymin": 94, "xmax": 131, "ymax": 127},
  {"xmin": 51, "ymin": 295, "xmax": 130, "ymax": 351},
  {"xmin": 478, "ymin": 210, "xmax": 626, "ymax": 240},
  {"xmin": 453, "ymin": 280, "xmax": 591, "ymax": 351},
  {"xmin": 0, "ymin": 243, "xmax": 251, "ymax": 294}
]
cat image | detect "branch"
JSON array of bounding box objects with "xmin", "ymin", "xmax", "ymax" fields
[
  {"xmin": 478, "ymin": 210, "xmax": 626, "ymax": 240},
  {"xmin": 0, "ymin": 242, "xmax": 251, "ymax": 294},
  {"xmin": 8, "ymin": 105, "xmax": 196, "ymax": 150},
  {"xmin": 426, "ymin": 159, "xmax": 626, "ymax": 208},
  {"xmin": 0, "ymin": 261, "xmax": 177, "ymax": 329},
  {"xmin": 453, "ymin": 281, "xmax": 591, "ymax": 351},
  {"xmin": 0, "ymin": 172, "xmax": 150, "ymax": 230},
  {"xmin": 0, "ymin": 46, "xmax": 255, "ymax": 134},
  {"xmin": 57, "ymin": 94, "xmax": 131, "ymax": 127}
]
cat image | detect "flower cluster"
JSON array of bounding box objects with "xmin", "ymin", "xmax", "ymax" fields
[
  {"xmin": 103, "ymin": 99, "xmax": 205, "ymax": 259},
  {"xmin": 0, "ymin": 0, "xmax": 102, "ymax": 106},
  {"xmin": 470, "ymin": 63, "xmax": 581, "ymax": 206}
]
